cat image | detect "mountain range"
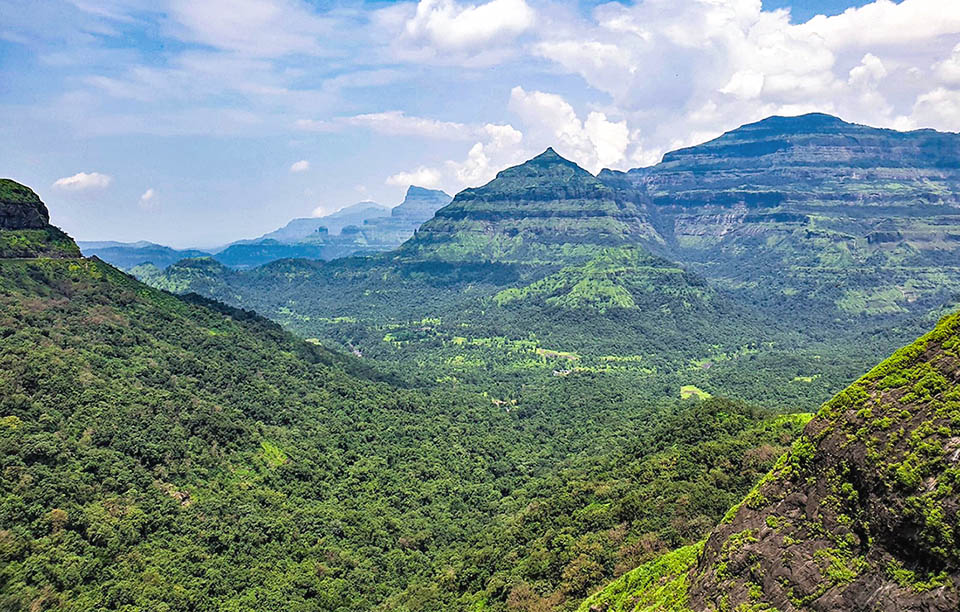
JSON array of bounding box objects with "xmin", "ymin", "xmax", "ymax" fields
[
  {"xmin": 78, "ymin": 185, "xmax": 451, "ymax": 271},
  {"xmin": 142, "ymin": 113, "xmax": 960, "ymax": 409},
  {"xmin": 5, "ymin": 111, "xmax": 960, "ymax": 611}
]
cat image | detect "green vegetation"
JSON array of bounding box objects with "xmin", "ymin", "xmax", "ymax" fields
[
  {"xmin": 680, "ymin": 385, "xmax": 711, "ymax": 400},
  {"xmin": 8, "ymin": 111, "xmax": 960, "ymax": 611},
  {"xmin": 575, "ymin": 542, "xmax": 701, "ymax": 612},
  {"xmin": 0, "ymin": 226, "xmax": 808, "ymax": 611}
]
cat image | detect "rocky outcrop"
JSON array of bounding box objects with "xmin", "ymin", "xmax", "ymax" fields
[
  {"xmin": 0, "ymin": 179, "xmax": 50, "ymax": 229},
  {"xmin": 388, "ymin": 185, "xmax": 451, "ymax": 223},
  {"xmin": 687, "ymin": 310, "xmax": 960, "ymax": 610},
  {"xmin": 0, "ymin": 179, "xmax": 80, "ymax": 258}
]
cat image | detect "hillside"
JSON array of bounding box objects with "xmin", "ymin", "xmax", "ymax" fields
[
  {"xmin": 142, "ymin": 133, "xmax": 945, "ymax": 409},
  {"xmin": 579, "ymin": 309, "xmax": 960, "ymax": 611},
  {"xmin": 402, "ymin": 148, "xmax": 656, "ymax": 264}
]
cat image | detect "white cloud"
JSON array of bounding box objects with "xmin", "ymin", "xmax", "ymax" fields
[
  {"xmin": 290, "ymin": 159, "xmax": 310, "ymax": 172},
  {"xmin": 53, "ymin": 172, "xmax": 113, "ymax": 191},
  {"xmin": 509, "ymin": 86, "xmax": 628, "ymax": 172},
  {"xmin": 403, "ymin": 0, "xmax": 534, "ymax": 51},
  {"xmin": 524, "ymin": 0, "xmax": 960, "ymax": 166},
  {"xmin": 294, "ymin": 118, "xmax": 337, "ymax": 132},
  {"xmin": 446, "ymin": 123, "xmax": 525, "ymax": 184},
  {"xmin": 848, "ymin": 53, "xmax": 887, "ymax": 88},
  {"xmin": 345, "ymin": 111, "xmax": 470, "ymax": 139},
  {"xmin": 795, "ymin": 0, "xmax": 960, "ymax": 50},
  {"xmin": 386, "ymin": 166, "xmax": 444, "ymax": 188},
  {"xmin": 139, "ymin": 187, "xmax": 157, "ymax": 209},
  {"xmin": 165, "ymin": 0, "xmax": 331, "ymax": 57},
  {"xmin": 934, "ymin": 43, "xmax": 960, "ymax": 86},
  {"xmin": 910, "ymin": 87, "xmax": 960, "ymax": 131}
]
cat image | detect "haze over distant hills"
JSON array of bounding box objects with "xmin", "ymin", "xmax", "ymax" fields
[{"xmin": 79, "ymin": 185, "xmax": 451, "ymax": 271}]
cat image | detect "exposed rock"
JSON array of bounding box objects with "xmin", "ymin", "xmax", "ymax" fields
[
  {"xmin": 687, "ymin": 310, "xmax": 960, "ymax": 611},
  {"xmin": 0, "ymin": 179, "xmax": 81, "ymax": 259},
  {"xmin": 0, "ymin": 179, "xmax": 50, "ymax": 229}
]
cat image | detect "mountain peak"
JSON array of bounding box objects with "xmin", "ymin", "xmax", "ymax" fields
[
  {"xmin": 0, "ymin": 179, "xmax": 50, "ymax": 230},
  {"xmin": 405, "ymin": 185, "xmax": 448, "ymax": 198},
  {"xmin": 735, "ymin": 111, "xmax": 854, "ymax": 135},
  {"xmin": 490, "ymin": 147, "xmax": 593, "ymax": 184},
  {"xmin": 528, "ymin": 146, "xmax": 577, "ymax": 167}
]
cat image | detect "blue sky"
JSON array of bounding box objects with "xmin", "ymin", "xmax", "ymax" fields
[{"xmin": 2, "ymin": 0, "xmax": 959, "ymax": 247}]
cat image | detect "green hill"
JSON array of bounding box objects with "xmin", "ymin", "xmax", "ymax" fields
[{"xmin": 142, "ymin": 152, "xmax": 807, "ymax": 406}]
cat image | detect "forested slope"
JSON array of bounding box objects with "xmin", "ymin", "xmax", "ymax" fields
[{"xmin": 579, "ymin": 309, "xmax": 960, "ymax": 611}]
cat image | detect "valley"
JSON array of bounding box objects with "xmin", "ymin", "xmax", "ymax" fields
[{"xmin": 4, "ymin": 113, "xmax": 960, "ymax": 611}]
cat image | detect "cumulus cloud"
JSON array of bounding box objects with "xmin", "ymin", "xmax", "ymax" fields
[
  {"xmin": 290, "ymin": 159, "xmax": 310, "ymax": 172},
  {"xmin": 53, "ymin": 172, "xmax": 113, "ymax": 191},
  {"xmin": 386, "ymin": 166, "xmax": 444, "ymax": 188},
  {"xmin": 509, "ymin": 86, "xmax": 629, "ymax": 172},
  {"xmin": 910, "ymin": 87, "xmax": 960, "ymax": 131},
  {"xmin": 403, "ymin": 0, "xmax": 534, "ymax": 51},
  {"xmin": 522, "ymin": 0, "xmax": 960, "ymax": 168},
  {"xmin": 934, "ymin": 43, "xmax": 960, "ymax": 86}
]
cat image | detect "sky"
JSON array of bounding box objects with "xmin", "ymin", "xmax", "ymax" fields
[{"xmin": 2, "ymin": 0, "xmax": 960, "ymax": 247}]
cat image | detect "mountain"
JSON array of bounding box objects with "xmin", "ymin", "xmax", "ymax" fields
[
  {"xmin": 78, "ymin": 240, "xmax": 212, "ymax": 270},
  {"xmin": 402, "ymin": 148, "xmax": 655, "ymax": 264},
  {"xmin": 602, "ymin": 113, "xmax": 960, "ymax": 332},
  {"xmin": 322, "ymin": 185, "xmax": 452, "ymax": 249},
  {"xmin": 210, "ymin": 187, "xmax": 450, "ymax": 268},
  {"xmin": 0, "ymin": 179, "xmax": 80, "ymax": 258},
  {"xmin": 578, "ymin": 309, "xmax": 960, "ymax": 611},
  {"xmin": 240, "ymin": 200, "xmax": 390, "ymax": 244},
  {"xmin": 145, "ymin": 153, "xmax": 837, "ymax": 409},
  {"xmin": 388, "ymin": 185, "xmax": 452, "ymax": 223}
]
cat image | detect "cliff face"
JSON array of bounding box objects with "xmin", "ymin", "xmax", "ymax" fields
[
  {"xmin": 598, "ymin": 113, "xmax": 960, "ymax": 322},
  {"xmin": 0, "ymin": 179, "xmax": 80, "ymax": 258},
  {"xmin": 577, "ymin": 311, "xmax": 960, "ymax": 612},
  {"xmin": 389, "ymin": 185, "xmax": 451, "ymax": 223},
  {"xmin": 0, "ymin": 179, "xmax": 50, "ymax": 230},
  {"xmin": 687, "ymin": 310, "xmax": 960, "ymax": 611}
]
